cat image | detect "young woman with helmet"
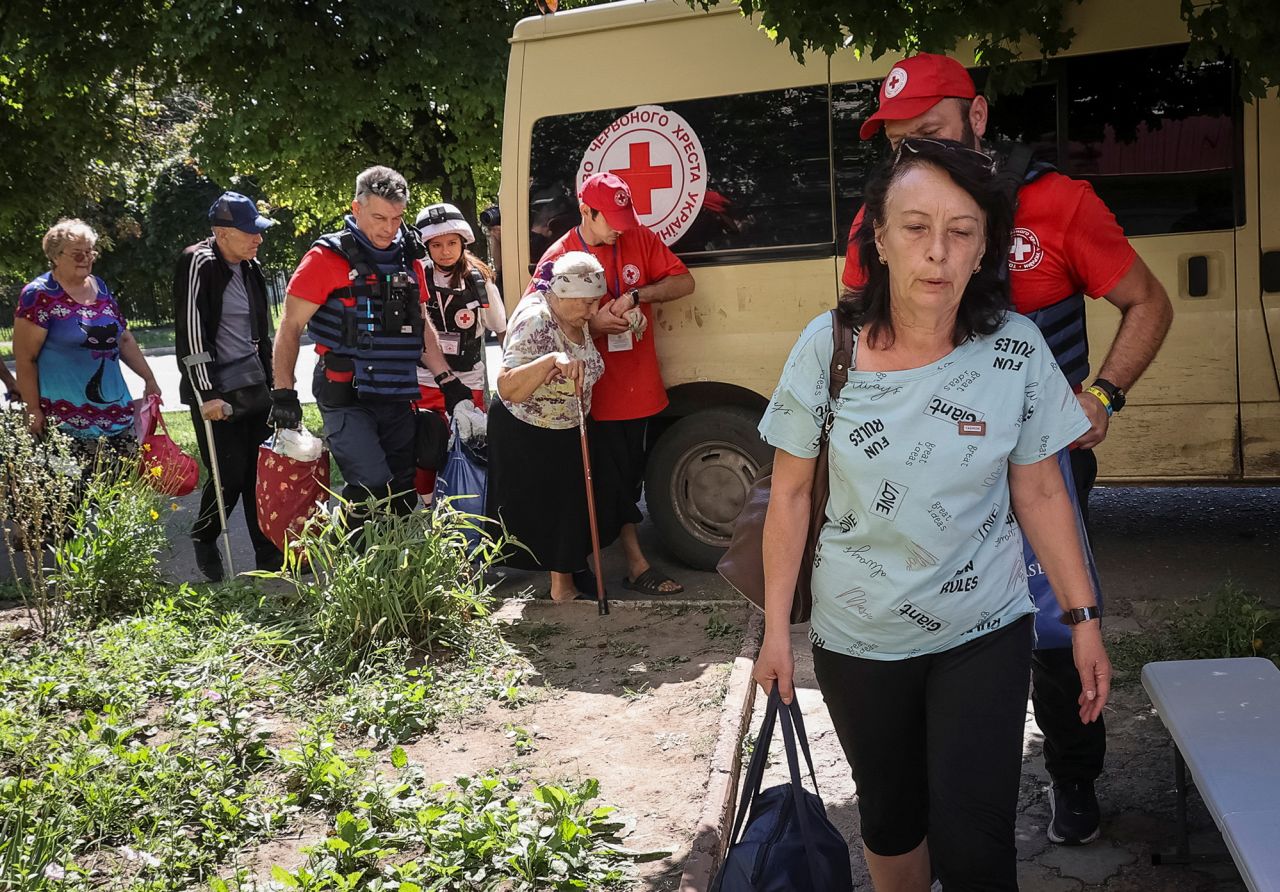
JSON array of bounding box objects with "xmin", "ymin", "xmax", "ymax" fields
[{"xmin": 413, "ymin": 201, "xmax": 508, "ymax": 496}]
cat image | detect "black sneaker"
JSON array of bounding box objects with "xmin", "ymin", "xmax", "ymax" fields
[
  {"xmin": 1048, "ymin": 780, "xmax": 1101, "ymax": 845},
  {"xmin": 193, "ymin": 539, "xmax": 225, "ymax": 583}
]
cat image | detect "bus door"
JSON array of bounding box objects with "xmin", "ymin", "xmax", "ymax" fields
[{"xmin": 1245, "ymin": 96, "xmax": 1280, "ymax": 477}]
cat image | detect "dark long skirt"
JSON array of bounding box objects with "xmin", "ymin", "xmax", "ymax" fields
[{"xmin": 485, "ymin": 399, "xmax": 627, "ymax": 573}]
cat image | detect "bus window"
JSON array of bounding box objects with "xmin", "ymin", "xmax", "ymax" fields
[
  {"xmin": 527, "ymin": 85, "xmax": 834, "ymax": 267},
  {"xmin": 985, "ymin": 45, "xmax": 1238, "ymax": 236}
]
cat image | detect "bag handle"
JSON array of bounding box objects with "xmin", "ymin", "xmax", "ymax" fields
[
  {"xmin": 778, "ymin": 691, "xmax": 829, "ymax": 887},
  {"xmin": 726, "ymin": 685, "xmax": 780, "ymax": 846},
  {"xmin": 726, "ymin": 686, "xmax": 824, "ymax": 847}
]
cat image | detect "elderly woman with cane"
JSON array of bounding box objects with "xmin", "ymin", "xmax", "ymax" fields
[
  {"xmin": 752, "ymin": 138, "xmax": 1112, "ymax": 891},
  {"xmin": 486, "ymin": 252, "xmax": 625, "ymax": 604}
]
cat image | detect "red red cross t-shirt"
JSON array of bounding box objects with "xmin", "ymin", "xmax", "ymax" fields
[
  {"xmin": 841, "ymin": 172, "xmax": 1136, "ymax": 311},
  {"xmin": 529, "ymin": 225, "xmax": 688, "ymax": 421}
]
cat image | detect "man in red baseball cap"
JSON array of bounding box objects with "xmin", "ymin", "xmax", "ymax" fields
[
  {"xmin": 843, "ymin": 52, "xmax": 1173, "ymax": 850},
  {"xmin": 518, "ymin": 171, "xmax": 695, "ymax": 599},
  {"xmin": 858, "ymin": 53, "xmax": 979, "ymax": 142}
]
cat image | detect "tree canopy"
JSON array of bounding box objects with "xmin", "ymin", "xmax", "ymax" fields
[{"xmin": 697, "ymin": 0, "xmax": 1280, "ymax": 98}]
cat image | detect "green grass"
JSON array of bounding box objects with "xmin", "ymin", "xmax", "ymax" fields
[
  {"xmin": 160, "ymin": 404, "xmax": 341, "ymax": 489},
  {"xmin": 0, "ymin": 585, "xmax": 643, "ymax": 889}
]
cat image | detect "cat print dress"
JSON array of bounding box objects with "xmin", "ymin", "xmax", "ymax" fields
[{"xmin": 16, "ymin": 272, "xmax": 133, "ymax": 438}]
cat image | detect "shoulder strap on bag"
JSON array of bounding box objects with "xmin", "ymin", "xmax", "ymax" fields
[{"xmin": 827, "ymin": 309, "xmax": 853, "ymax": 403}]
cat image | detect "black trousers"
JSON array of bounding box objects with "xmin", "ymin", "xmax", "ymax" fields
[
  {"xmin": 318, "ymin": 399, "xmax": 417, "ymax": 516},
  {"xmin": 189, "ymin": 403, "xmax": 277, "ymax": 559},
  {"xmin": 1031, "ymin": 446, "xmax": 1105, "ymax": 784},
  {"xmin": 812, "ymin": 617, "xmax": 1033, "ymax": 891}
]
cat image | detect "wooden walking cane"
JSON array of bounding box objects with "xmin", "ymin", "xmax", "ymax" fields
[{"xmin": 574, "ymin": 378, "xmax": 608, "ymax": 615}]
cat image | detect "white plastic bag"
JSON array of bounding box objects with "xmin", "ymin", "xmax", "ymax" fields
[
  {"xmin": 272, "ymin": 427, "xmax": 324, "ymax": 463},
  {"xmin": 453, "ymin": 401, "xmax": 488, "ymax": 444}
]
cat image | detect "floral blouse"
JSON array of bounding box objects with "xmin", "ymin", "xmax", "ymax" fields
[{"xmin": 500, "ymin": 294, "xmax": 604, "ymax": 429}]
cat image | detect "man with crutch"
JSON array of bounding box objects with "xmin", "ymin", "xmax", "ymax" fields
[{"xmin": 173, "ymin": 192, "xmax": 284, "ymax": 581}]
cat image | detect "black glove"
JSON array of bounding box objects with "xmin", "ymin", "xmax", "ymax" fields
[
  {"xmin": 440, "ymin": 376, "xmax": 471, "ymax": 414},
  {"xmin": 269, "ymin": 388, "xmax": 303, "ymax": 429}
]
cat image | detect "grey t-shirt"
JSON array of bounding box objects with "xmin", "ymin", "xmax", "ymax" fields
[
  {"xmin": 758, "ymin": 312, "xmax": 1090, "ymax": 661},
  {"xmin": 213, "ymin": 262, "xmax": 262, "ymax": 390}
]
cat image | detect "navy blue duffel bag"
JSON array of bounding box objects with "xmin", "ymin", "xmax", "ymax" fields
[{"xmin": 712, "ymin": 687, "xmax": 852, "ymax": 891}]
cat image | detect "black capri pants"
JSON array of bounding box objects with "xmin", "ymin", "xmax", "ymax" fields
[{"xmin": 811, "ymin": 615, "xmax": 1033, "ymax": 892}]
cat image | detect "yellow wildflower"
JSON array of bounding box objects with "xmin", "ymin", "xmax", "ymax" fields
[
  {"xmin": 149, "ymin": 509, "xmax": 160, "ymax": 521},
  {"xmin": 149, "ymin": 465, "xmax": 163, "ymax": 478}
]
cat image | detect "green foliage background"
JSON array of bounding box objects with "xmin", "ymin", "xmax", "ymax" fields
[{"xmin": 3, "ymin": 0, "xmax": 1278, "ymax": 323}]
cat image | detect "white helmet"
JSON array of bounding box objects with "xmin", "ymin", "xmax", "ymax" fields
[{"xmin": 415, "ymin": 202, "xmax": 475, "ymax": 245}]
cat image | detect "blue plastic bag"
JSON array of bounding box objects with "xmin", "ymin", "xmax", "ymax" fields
[
  {"xmin": 434, "ymin": 419, "xmax": 488, "ymax": 551},
  {"xmin": 1026, "ymin": 448, "xmax": 1103, "ymax": 650}
]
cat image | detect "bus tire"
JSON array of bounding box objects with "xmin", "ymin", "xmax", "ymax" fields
[{"xmin": 645, "ymin": 406, "xmax": 771, "ymax": 571}]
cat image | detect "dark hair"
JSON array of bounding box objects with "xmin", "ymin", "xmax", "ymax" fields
[{"xmin": 841, "ymin": 138, "xmax": 1014, "ymax": 348}]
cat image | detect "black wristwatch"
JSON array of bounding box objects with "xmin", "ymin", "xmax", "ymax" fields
[
  {"xmin": 627, "ymin": 288, "xmax": 642, "ymax": 308},
  {"xmin": 1059, "ymin": 605, "xmax": 1103, "ymax": 626},
  {"xmin": 1090, "ymin": 377, "xmax": 1126, "ymax": 414}
]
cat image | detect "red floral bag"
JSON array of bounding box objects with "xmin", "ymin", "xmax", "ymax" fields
[
  {"xmin": 138, "ymin": 408, "xmax": 199, "ymax": 496},
  {"xmin": 255, "ymin": 444, "xmax": 331, "ymax": 553}
]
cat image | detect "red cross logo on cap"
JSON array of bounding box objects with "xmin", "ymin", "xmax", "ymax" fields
[
  {"xmin": 884, "ymin": 66, "xmax": 909, "ymax": 99},
  {"xmin": 614, "ymin": 142, "xmax": 673, "ymax": 216}
]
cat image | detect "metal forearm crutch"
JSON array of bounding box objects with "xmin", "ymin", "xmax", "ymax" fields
[{"xmin": 182, "ymin": 352, "xmax": 235, "ymax": 577}]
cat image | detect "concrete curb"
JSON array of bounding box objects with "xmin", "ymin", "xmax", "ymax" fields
[{"xmin": 679, "ymin": 610, "xmax": 763, "ymax": 892}]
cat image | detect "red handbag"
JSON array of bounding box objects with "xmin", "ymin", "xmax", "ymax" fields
[
  {"xmin": 255, "ymin": 444, "xmax": 331, "ymax": 553},
  {"xmin": 138, "ymin": 411, "xmax": 199, "ymax": 496}
]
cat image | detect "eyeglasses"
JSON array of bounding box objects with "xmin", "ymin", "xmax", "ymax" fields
[
  {"xmin": 62, "ymin": 249, "xmax": 99, "ymax": 262},
  {"xmin": 894, "ymin": 137, "xmax": 997, "ymax": 174}
]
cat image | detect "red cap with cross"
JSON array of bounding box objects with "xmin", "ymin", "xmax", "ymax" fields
[
  {"xmin": 859, "ymin": 53, "xmax": 978, "ymax": 140},
  {"xmin": 579, "ymin": 172, "xmax": 642, "ymax": 232}
]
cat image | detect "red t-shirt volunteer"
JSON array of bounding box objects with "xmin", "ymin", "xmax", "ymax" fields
[
  {"xmin": 841, "ymin": 172, "xmax": 1136, "ymax": 313},
  {"xmin": 530, "ymin": 225, "xmax": 688, "ymax": 421}
]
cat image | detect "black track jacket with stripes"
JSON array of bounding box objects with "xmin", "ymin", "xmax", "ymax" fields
[{"xmin": 172, "ymin": 237, "xmax": 273, "ymax": 406}]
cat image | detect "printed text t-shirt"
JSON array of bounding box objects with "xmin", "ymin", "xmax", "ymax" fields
[{"xmin": 759, "ymin": 312, "xmax": 1090, "ymax": 660}]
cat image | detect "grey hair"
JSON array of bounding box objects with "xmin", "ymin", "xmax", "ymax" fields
[
  {"xmin": 354, "ymin": 166, "xmax": 410, "ymax": 207},
  {"xmin": 42, "ymin": 218, "xmax": 97, "ymax": 264}
]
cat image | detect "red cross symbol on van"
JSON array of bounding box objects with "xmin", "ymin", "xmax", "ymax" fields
[{"xmin": 614, "ymin": 142, "xmax": 673, "ymax": 216}]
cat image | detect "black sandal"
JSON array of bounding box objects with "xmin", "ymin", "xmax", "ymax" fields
[{"xmin": 621, "ymin": 568, "xmax": 684, "ymax": 595}]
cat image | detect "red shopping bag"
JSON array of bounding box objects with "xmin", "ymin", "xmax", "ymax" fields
[
  {"xmin": 139, "ymin": 412, "xmax": 199, "ymax": 496},
  {"xmin": 255, "ymin": 444, "xmax": 331, "ymax": 553}
]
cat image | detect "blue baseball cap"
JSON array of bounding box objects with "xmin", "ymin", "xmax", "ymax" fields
[{"xmin": 208, "ymin": 192, "xmax": 275, "ymax": 234}]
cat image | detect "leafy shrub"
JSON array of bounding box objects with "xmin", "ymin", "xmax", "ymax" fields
[
  {"xmin": 273, "ymin": 497, "xmax": 510, "ymax": 664},
  {"xmin": 51, "ymin": 467, "xmax": 168, "ymax": 618},
  {"xmin": 0, "ymin": 413, "xmax": 80, "ymax": 632},
  {"xmin": 1109, "ymin": 582, "xmax": 1279, "ymax": 673}
]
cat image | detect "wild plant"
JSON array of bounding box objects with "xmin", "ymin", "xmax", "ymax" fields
[
  {"xmin": 0, "ymin": 412, "xmax": 80, "ymax": 632},
  {"xmin": 269, "ymin": 495, "xmax": 513, "ymax": 664},
  {"xmin": 50, "ymin": 464, "xmax": 168, "ymax": 619}
]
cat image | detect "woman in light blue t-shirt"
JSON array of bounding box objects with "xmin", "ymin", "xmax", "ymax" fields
[{"xmin": 754, "ymin": 139, "xmax": 1112, "ymax": 891}]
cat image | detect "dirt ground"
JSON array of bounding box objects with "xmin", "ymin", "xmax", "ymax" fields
[{"xmin": 407, "ymin": 598, "xmax": 750, "ymax": 890}]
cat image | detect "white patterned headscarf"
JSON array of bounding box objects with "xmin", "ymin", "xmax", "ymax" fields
[{"xmin": 545, "ymin": 251, "xmax": 606, "ymax": 299}]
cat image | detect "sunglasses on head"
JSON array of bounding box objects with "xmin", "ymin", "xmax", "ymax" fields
[{"xmin": 894, "ymin": 137, "xmax": 997, "ymax": 174}]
